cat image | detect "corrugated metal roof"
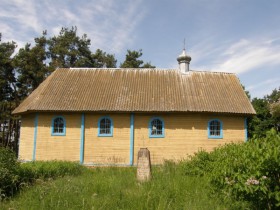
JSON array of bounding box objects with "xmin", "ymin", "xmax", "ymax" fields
[{"xmin": 13, "ymin": 68, "xmax": 256, "ymax": 115}]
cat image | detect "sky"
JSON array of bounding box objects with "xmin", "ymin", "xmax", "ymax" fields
[{"xmin": 0, "ymin": 0, "xmax": 280, "ymax": 99}]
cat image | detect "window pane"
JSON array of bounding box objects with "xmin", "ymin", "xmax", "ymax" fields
[
  {"xmin": 100, "ymin": 118, "xmax": 111, "ymax": 135},
  {"xmin": 53, "ymin": 117, "xmax": 64, "ymax": 134},
  {"xmin": 151, "ymin": 119, "xmax": 163, "ymax": 136},
  {"xmin": 209, "ymin": 120, "xmax": 221, "ymax": 137}
]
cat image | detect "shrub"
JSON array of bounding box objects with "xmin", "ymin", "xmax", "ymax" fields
[
  {"xmin": 0, "ymin": 151, "xmax": 85, "ymax": 200},
  {"xmin": 0, "ymin": 147, "xmax": 20, "ymax": 199},
  {"xmin": 181, "ymin": 129, "xmax": 280, "ymax": 209},
  {"xmin": 181, "ymin": 150, "xmax": 215, "ymax": 176},
  {"xmin": 210, "ymin": 129, "xmax": 280, "ymax": 209}
]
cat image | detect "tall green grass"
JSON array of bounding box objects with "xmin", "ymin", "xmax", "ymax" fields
[
  {"xmin": 1, "ymin": 162, "xmax": 249, "ymax": 210},
  {"xmin": 0, "ymin": 148, "xmax": 84, "ymax": 200},
  {"xmin": 19, "ymin": 161, "xmax": 85, "ymax": 182}
]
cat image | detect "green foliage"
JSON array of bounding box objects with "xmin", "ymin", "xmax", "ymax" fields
[
  {"xmin": 270, "ymin": 102, "xmax": 280, "ymax": 118},
  {"xmin": 181, "ymin": 150, "xmax": 214, "ymax": 176},
  {"xmin": 268, "ymin": 88, "xmax": 280, "ymax": 119},
  {"xmin": 248, "ymin": 98, "xmax": 273, "ymax": 138},
  {"xmin": 1, "ymin": 162, "xmax": 249, "ymax": 209},
  {"xmin": 48, "ymin": 26, "xmax": 93, "ymax": 69},
  {"xmin": 0, "ymin": 34, "xmax": 17, "ymax": 102},
  {"xmin": 0, "ymin": 35, "xmax": 20, "ymax": 151},
  {"xmin": 242, "ymin": 84, "xmax": 251, "ymax": 100},
  {"xmin": 19, "ymin": 161, "xmax": 85, "ymax": 182},
  {"xmin": 181, "ymin": 129, "xmax": 280, "ymax": 209},
  {"xmin": 141, "ymin": 61, "xmax": 155, "ymax": 68},
  {"xmin": 0, "ymin": 149, "xmax": 84, "ymax": 200},
  {"xmin": 0, "ymin": 147, "xmax": 20, "ymax": 198},
  {"xmin": 266, "ymin": 87, "xmax": 280, "ymax": 103},
  {"xmin": 120, "ymin": 49, "xmax": 155, "ymax": 68},
  {"xmin": 249, "ymin": 87, "xmax": 280, "ymax": 137},
  {"xmin": 92, "ymin": 49, "xmax": 117, "ymax": 68},
  {"xmin": 14, "ymin": 33, "xmax": 49, "ymax": 97}
]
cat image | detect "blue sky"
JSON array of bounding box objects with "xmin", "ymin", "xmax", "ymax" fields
[{"xmin": 1, "ymin": 0, "xmax": 279, "ymax": 98}]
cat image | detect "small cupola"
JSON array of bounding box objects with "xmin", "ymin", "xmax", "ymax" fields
[{"xmin": 177, "ymin": 48, "xmax": 191, "ymax": 73}]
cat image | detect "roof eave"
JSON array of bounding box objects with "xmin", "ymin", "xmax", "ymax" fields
[{"xmin": 13, "ymin": 109, "xmax": 256, "ymax": 116}]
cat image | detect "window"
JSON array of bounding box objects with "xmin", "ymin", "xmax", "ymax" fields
[
  {"xmin": 208, "ymin": 119, "xmax": 223, "ymax": 139},
  {"xmin": 51, "ymin": 116, "xmax": 66, "ymax": 136},
  {"xmin": 149, "ymin": 117, "xmax": 165, "ymax": 138},
  {"xmin": 98, "ymin": 117, "xmax": 113, "ymax": 137}
]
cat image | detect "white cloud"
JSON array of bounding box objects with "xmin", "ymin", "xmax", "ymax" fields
[
  {"xmin": 247, "ymin": 78, "xmax": 280, "ymax": 91},
  {"xmin": 76, "ymin": 0, "xmax": 147, "ymax": 53},
  {"xmin": 0, "ymin": 0, "xmax": 42, "ymax": 33},
  {"xmin": 224, "ymin": 39, "xmax": 250, "ymax": 55},
  {"xmin": 191, "ymin": 37, "xmax": 280, "ymax": 75},
  {"xmin": 246, "ymin": 78, "xmax": 280, "ymax": 98},
  {"xmin": 0, "ymin": 0, "xmax": 146, "ymax": 54},
  {"xmin": 189, "ymin": 37, "xmax": 280, "ymax": 98},
  {"xmin": 211, "ymin": 38, "xmax": 280, "ymax": 74}
]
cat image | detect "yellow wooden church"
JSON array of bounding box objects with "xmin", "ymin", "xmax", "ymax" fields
[{"xmin": 13, "ymin": 50, "xmax": 255, "ymax": 165}]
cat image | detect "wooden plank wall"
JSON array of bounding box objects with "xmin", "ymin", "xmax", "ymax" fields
[
  {"xmin": 18, "ymin": 114, "xmax": 36, "ymax": 161},
  {"xmin": 134, "ymin": 113, "xmax": 245, "ymax": 164},
  {"xmin": 35, "ymin": 113, "xmax": 81, "ymax": 161},
  {"xmin": 18, "ymin": 112, "xmax": 245, "ymax": 165},
  {"xmin": 84, "ymin": 114, "xmax": 130, "ymax": 164}
]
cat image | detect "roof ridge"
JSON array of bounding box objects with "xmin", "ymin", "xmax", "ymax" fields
[
  {"xmin": 68, "ymin": 68, "xmax": 176, "ymax": 71},
  {"xmin": 66, "ymin": 68, "xmax": 235, "ymax": 74},
  {"xmin": 189, "ymin": 70, "xmax": 236, "ymax": 75}
]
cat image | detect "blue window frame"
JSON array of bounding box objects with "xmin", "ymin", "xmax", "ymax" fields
[
  {"xmin": 51, "ymin": 116, "xmax": 66, "ymax": 136},
  {"xmin": 208, "ymin": 119, "xmax": 223, "ymax": 139},
  {"xmin": 149, "ymin": 117, "xmax": 165, "ymax": 138},
  {"xmin": 98, "ymin": 117, "xmax": 113, "ymax": 137}
]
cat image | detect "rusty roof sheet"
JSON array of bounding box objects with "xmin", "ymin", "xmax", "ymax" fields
[{"xmin": 13, "ymin": 68, "xmax": 256, "ymax": 115}]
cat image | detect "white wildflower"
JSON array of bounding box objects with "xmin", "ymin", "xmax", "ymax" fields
[
  {"xmin": 261, "ymin": 176, "xmax": 267, "ymax": 179},
  {"xmin": 225, "ymin": 177, "xmax": 235, "ymax": 185},
  {"xmin": 245, "ymin": 177, "xmax": 260, "ymax": 185}
]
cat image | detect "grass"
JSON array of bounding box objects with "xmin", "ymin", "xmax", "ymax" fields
[{"xmin": 1, "ymin": 162, "xmax": 250, "ymax": 210}]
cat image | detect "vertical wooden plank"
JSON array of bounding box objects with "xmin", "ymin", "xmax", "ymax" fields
[
  {"xmin": 36, "ymin": 113, "xmax": 80, "ymax": 161},
  {"xmin": 244, "ymin": 117, "xmax": 248, "ymax": 142},
  {"xmin": 18, "ymin": 114, "xmax": 35, "ymax": 161},
  {"xmin": 32, "ymin": 113, "xmax": 38, "ymax": 161},
  {"xmin": 84, "ymin": 114, "xmax": 130, "ymax": 165},
  {"xmin": 130, "ymin": 113, "xmax": 134, "ymax": 165},
  {"xmin": 80, "ymin": 113, "xmax": 85, "ymax": 164}
]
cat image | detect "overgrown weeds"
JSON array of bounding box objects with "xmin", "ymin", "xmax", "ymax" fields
[
  {"xmin": 19, "ymin": 161, "xmax": 85, "ymax": 182},
  {"xmin": 1, "ymin": 162, "xmax": 248, "ymax": 210},
  {"xmin": 0, "ymin": 147, "xmax": 20, "ymax": 198},
  {"xmin": 0, "ymin": 149, "xmax": 84, "ymax": 200},
  {"xmin": 181, "ymin": 129, "xmax": 280, "ymax": 209}
]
